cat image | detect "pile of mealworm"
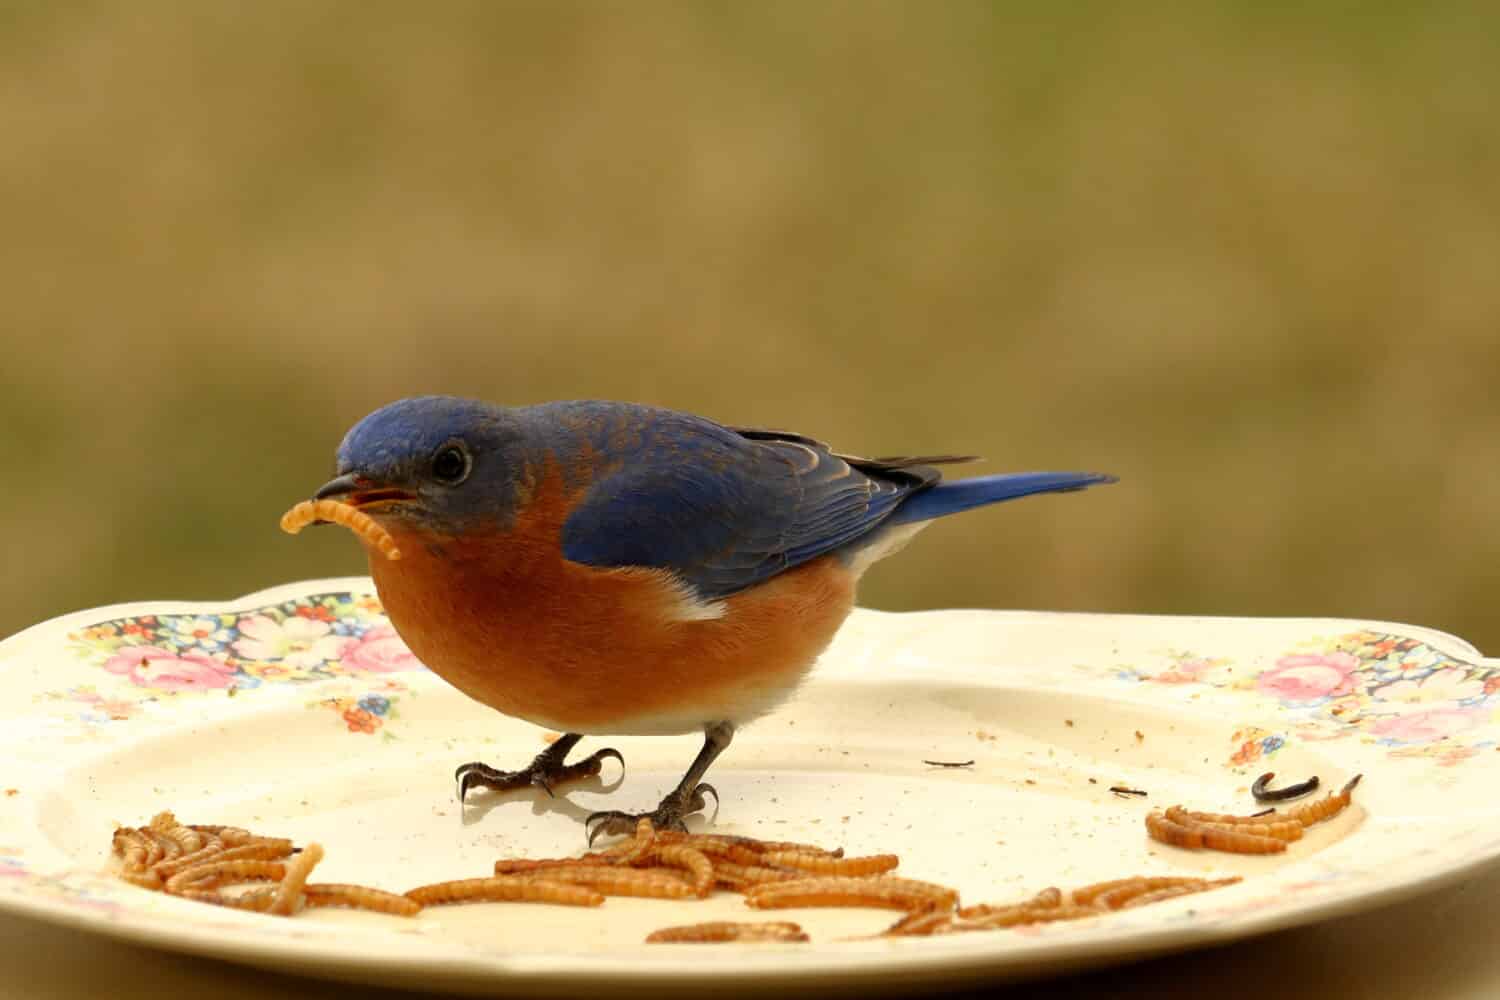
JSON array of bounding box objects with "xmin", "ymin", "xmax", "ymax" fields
[
  {"xmin": 1145, "ymin": 774, "xmax": 1362, "ymax": 855},
  {"xmin": 112, "ymin": 813, "xmax": 416, "ymax": 916},
  {"xmin": 110, "ymin": 813, "xmax": 1251, "ymax": 943}
]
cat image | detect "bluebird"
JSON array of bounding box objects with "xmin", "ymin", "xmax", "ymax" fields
[{"xmin": 305, "ymin": 397, "xmax": 1114, "ymax": 841}]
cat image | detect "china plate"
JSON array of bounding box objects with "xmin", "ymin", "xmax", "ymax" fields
[{"xmin": 1, "ymin": 577, "xmax": 1498, "ymax": 995}]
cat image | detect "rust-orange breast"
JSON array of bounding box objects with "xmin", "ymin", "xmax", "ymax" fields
[{"xmin": 363, "ymin": 472, "xmax": 856, "ymax": 735}]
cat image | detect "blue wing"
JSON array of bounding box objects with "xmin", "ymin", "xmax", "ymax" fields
[
  {"xmin": 557, "ymin": 411, "xmax": 941, "ymax": 600},
  {"xmin": 554, "ymin": 404, "xmax": 1112, "ymax": 600}
]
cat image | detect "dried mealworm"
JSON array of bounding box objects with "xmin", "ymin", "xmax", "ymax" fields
[
  {"xmin": 759, "ymin": 851, "xmax": 899, "ymax": 877},
  {"xmin": 644, "ymin": 845, "xmax": 715, "ymax": 897},
  {"xmin": 303, "ymin": 883, "xmax": 423, "ymax": 917},
  {"xmin": 1279, "ymin": 775, "xmax": 1362, "ymax": 827},
  {"xmin": 746, "ymin": 876, "xmax": 958, "ymax": 912},
  {"xmin": 647, "ymin": 921, "xmax": 810, "ymax": 944},
  {"xmin": 270, "ymin": 842, "xmax": 324, "ymax": 916},
  {"xmin": 1252, "ymin": 772, "xmax": 1320, "ymax": 803},
  {"xmin": 165, "ymin": 859, "xmax": 288, "ymax": 895},
  {"xmin": 1120, "ymin": 878, "xmax": 1240, "ymax": 909},
  {"xmin": 279, "ymin": 500, "xmax": 402, "ymax": 560},
  {"xmin": 1164, "ymin": 806, "xmax": 1303, "ymax": 842},
  {"xmin": 405, "ymin": 876, "xmax": 604, "ymax": 907}
]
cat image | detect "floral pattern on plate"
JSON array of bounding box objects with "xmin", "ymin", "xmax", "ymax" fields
[
  {"xmin": 59, "ymin": 592, "xmax": 425, "ymax": 731},
  {"xmin": 1107, "ymin": 630, "xmax": 1500, "ymax": 767}
]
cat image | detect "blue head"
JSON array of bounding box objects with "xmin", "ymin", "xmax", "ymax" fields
[{"xmin": 313, "ymin": 396, "xmax": 530, "ymax": 533}]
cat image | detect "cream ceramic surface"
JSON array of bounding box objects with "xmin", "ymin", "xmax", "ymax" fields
[{"xmin": 0, "ymin": 577, "xmax": 1496, "ymax": 994}]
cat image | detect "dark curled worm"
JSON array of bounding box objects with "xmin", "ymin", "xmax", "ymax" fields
[{"xmin": 1252, "ymin": 772, "xmax": 1320, "ymax": 803}]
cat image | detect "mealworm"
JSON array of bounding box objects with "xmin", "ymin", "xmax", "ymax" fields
[
  {"xmin": 963, "ymin": 903, "xmax": 1103, "ymax": 929},
  {"xmin": 646, "ymin": 921, "xmax": 810, "ymax": 944},
  {"xmin": 1147, "ymin": 812, "xmax": 1284, "ymax": 854},
  {"xmin": 279, "ymin": 500, "xmax": 401, "ymax": 561},
  {"xmin": 1094, "ymin": 877, "xmax": 1215, "ymax": 910},
  {"xmin": 956, "ymin": 892, "xmax": 1066, "ymax": 920},
  {"xmin": 1252, "ymin": 772, "xmax": 1320, "ymax": 803},
  {"xmin": 729, "ymin": 839, "xmax": 843, "ymax": 858},
  {"xmin": 591, "ymin": 817, "xmax": 657, "ymax": 864},
  {"xmin": 880, "ymin": 909, "xmax": 956, "ymax": 937},
  {"xmin": 155, "ymin": 833, "xmax": 226, "ymax": 877},
  {"xmin": 1164, "ymin": 807, "xmax": 1303, "ymax": 842},
  {"xmin": 759, "ymin": 851, "xmax": 899, "ymax": 877},
  {"xmin": 405, "ymin": 876, "xmax": 604, "ymax": 907},
  {"xmin": 644, "ymin": 845, "xmax": 715, "ymax": 897},
  {"xmin": 1167, "ymin": 806, "xmax": 1294, "ymax": 827},
  {"xmin": 118, "ymin": 869, "xmax": 164, "ymax": 890},
  {"xmin": 1145, "ymin": 811, "xmax": 1203, "ymax": 849},
  {"xmin": 1029, "ymin": 886, "xmax": 1063, "ymax": 908},
  {"xmin": 493, "ymin": 857, "xmax": 611, "ymax": 875},
  {"xmin": 199, "ymin": 826, "xmax": 257, "ymax": 847},
  {"xmin": 142, "ymin": 829, "xmax": 181, "ymax": 863},
  {"xmin": 659, "ymin": 832, "xmax": 842, "ymax": 859},
  {"xmin": 304, "ymin": 883, "xmax": 423, "ymax": 917},
  {"xmin": 176, "ymin": 886, "xmax": 281, "ymax": 912},
  {"xmin": 709, "ymin": 861, "xmax": 805, "ymax": 892},
  {"xmin": 165, "ymin": 859, "xmax": 288, "ymax": 895},
  {"xmin": 666, "ymin": 838, "xmax": 765, "ymax": 867},
  {"xmin": 270, "ymin": 842, "xmax": 324, "ymax": 916},
  {"xmin": 150, "ymin": 811, "xmax": 205, "ymax": 855},
  {"xmin": 746, "ymin": 876, "xmax": 958, "ymax": 912},
  {"xmin": 527, "ymin": 865, "xmax": 698, "ymax": 900},
  {"xmin": 1120, "ymin": 879, "xmax": 1240, "ymax": 909},
  {"xmin": 1279, "ymin": 775, "xmax": 1362, "ymax": 827},
  {"xmin": 113, "ymin": 828, "xmax": 152, "ymax": 871}
]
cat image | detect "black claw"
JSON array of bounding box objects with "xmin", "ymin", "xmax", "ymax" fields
[
  {"xmin": 591, "ymin": 747, "xmax": 626, "ymax": 772},
  {"xmin": 585, "ymin": 811, "xmax": 633, "ymax": 847},
  {"xmin": 695, "ymin": 783, "xmax": 718, "ymax": 809}
]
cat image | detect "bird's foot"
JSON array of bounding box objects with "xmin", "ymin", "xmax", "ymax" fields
[
  {"xmin": 585, "ymin": 783, "xmax": 718, "ymax": 845},
  {"xmin": 455, "ymin": 745, "xmax": 624, "ymax": 803}
]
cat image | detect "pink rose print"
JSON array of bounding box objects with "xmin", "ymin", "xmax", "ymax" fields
[
  {"xmin": 1370, "ymin": 708, "xmax": 1486, "ymax": 744},
  {"xmin": 1256, "ymin": 652, "xmax": 1359, "ymax": 703},
  {"xmin": 102, "ymin": 647, "xmax": 236, "ymax": 691},
  {"xmin": 1153, "ymin": 658, "xmax": 1215, "ymax": 684},
  {"xmin": 338, "ymin": 626, "xmax": 423, "ymax": 673}
]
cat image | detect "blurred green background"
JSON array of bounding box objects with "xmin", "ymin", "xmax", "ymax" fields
[{"xmin": 3, "ymin": 2, "xmax": 1498, "ymax": 649}]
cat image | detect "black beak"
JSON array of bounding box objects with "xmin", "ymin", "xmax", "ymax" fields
[{"xmin": 314, "ymin": 473, "xmax": 362, "ymax": 502}]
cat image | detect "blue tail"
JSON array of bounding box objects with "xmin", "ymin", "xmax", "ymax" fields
[{"xmin": 888, "ymin": 471, "xmax": 1117, "ymax": 525}]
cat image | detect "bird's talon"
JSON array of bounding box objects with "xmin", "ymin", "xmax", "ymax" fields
[{"xmin": 454, "ymin": 737, "xmax": 620, "ymax": 805}]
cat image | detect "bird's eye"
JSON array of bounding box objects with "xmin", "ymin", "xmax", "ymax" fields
[{"xmin": 431, "ymin": 444, "xmax": 471, "ymax": 484}]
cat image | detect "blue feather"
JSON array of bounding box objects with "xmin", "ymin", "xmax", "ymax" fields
[{"xmin": 887, "ymin": 472, "xmax": 1117, "ymax": 525}]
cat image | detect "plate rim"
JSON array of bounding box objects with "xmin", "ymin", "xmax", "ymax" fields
[{"xmin": 2, "ymin": 577, "xmax": 1498, "ymax": 992}]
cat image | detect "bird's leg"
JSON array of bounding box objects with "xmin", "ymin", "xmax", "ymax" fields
[
  {"xmin": 585, "ymin": 721, "xmax": 734, "ymax": 844},
  {"xmin": 455, "ymin": 733, "xmax": 624, "ymax": 803}
]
